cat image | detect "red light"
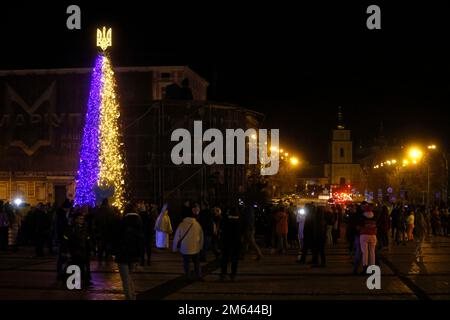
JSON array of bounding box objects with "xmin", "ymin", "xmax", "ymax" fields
[
  {"xmin": 332, "ymin": 192, "xmax": 352, "ymax": 204},
  {"xmin": 347, "ymin": 185, "xmax": 351, "ymax": 188}
]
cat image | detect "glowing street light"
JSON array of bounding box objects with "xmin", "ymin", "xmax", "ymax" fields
[
  {"xmin": 290, "ymin": 156, "xmax": 299, "ymax": 166},
  {"xmin": 408, "ymin": 147, "xmax": 423, "ymax": 161},
  {"xmin": 428, "ymin": 145, "xmax": 437, "ymax": 150}
]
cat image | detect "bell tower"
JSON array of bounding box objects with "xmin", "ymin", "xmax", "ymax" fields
[
  {"xmin": 324, "ymin": 106, "xmax": 363, "ymax": 190},
  {"xmin": 331, "ymin": 106, "xmax": 353, "ymax": 165}
]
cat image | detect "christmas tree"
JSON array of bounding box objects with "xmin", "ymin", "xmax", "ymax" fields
[{"xmin": 74, "ymin": 27, "xmax": 126, "ymax": 212}]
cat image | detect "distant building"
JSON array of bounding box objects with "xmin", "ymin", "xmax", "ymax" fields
[
  {"xmin": 0, "ymin": 65, "xmax": 262, "ymax": 207},
  {"xmin": 324, "ymin": 108, "xmax": 364, "ymax": 193},
  {"xmin": 358, "ymin": 124, "xmax": 449, "ymax": 205}
]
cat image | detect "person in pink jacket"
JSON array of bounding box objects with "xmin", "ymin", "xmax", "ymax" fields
[{"xmin": 358, "ymin": 203, "xmax": 378, "ymax": 274}]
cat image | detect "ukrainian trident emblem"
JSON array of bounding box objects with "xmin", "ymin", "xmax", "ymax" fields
[{"xmin": 96, "ymin": 26, "xmax": 112, "ymax": 51}]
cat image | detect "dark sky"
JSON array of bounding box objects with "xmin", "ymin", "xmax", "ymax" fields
[{"xmin": 1, "ymin": 1, "xmax": 450, "ymax": 163}]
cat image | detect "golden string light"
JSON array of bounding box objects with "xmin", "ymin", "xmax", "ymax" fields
[{"xmin": 97, "ymin": 56, "xmax": 126, "ymax": 212}]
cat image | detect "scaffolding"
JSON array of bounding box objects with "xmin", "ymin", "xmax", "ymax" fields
[{"xmin": 122, "ymin": 100, "xmax": 264, "ymax": 209}]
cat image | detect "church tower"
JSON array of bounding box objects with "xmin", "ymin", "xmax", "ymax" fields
[
  {"xmin": 324, "ymin": 107, "xmax": 363, "ymax": 190},
  {"xmin": 331, "ymin": 107, "xmax": 353, "ymax": 166}
]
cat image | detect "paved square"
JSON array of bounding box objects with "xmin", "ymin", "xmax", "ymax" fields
[{"xmin": 0, "ymin": 236, "xmax": 449, "ymax": 300}]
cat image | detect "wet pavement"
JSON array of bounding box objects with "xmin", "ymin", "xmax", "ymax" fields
[{"xmin": 0, "ymin": 235, "xmax": 449, "ymax": 300}]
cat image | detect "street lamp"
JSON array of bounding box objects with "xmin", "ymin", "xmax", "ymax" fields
[
  {"xmin": 405, "ymin": 144, "xmax": 448, "ymax": 207},
  {"xmin": 290, "ymin": 156, "xmax": 299, "ymax": 166},
  {"xmin": 408, "ymin": 147, "xmax": 423, "ymax": 161}
]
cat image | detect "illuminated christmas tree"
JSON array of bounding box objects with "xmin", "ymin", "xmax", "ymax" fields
[{"xmin": 74, "ymin": 27, "xmax": 126, "ymax": 212}]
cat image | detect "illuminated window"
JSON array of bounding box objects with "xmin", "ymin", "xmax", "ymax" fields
[
  {"xmin": 28, "ymin": 182, "xmax": 35, "ymax": 197},
  {"xmin": 36, "ymin": 183, "xmax": 47, "ymax": 201},
  {"xmin": 16, "ymin": 182, "xmax": 27, "ymax": 198},
  {"xmin": 0, "ymin": 183, "xmax": 7, "ymax": 201}
]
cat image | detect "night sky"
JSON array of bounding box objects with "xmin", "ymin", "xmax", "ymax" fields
[{"xmin": 2, "ymin": 1, "xmax": 449, "ymax": 163}]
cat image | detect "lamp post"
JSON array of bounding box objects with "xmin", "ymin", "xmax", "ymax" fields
[{"xmin": 372, "ymin": 145, "xmax": 449, "ymax": 206}]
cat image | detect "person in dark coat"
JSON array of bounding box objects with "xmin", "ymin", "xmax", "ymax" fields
[
  {"xmin": 396, "ymin": 207, "xmax": 407, "ymax": 245},
  {"xmin": 297, "ymin": 203, "xmax": 315, "ymax": 264},
  {"xmin": 311, "ymin": 206, "xmax": 327, "ymax": 267},
  {"xmin": 287, "ymin": 203, "xmax": 299, "ymax": 249},
  {"xmin": 138, "ymin": 201, "xmax": 155, "ymax": 266},
  {"xmin": 377, "ymin": 205, "xmax": 390, "ymax": 249},
  {"xmin": 211, "ymin": 206, "xmax": 222, "ymax": 259},
  {"xmin": 55, "ymin": 199, "xmax": 71, "ymax": 280},
  {"xmin": 94, "ymin": 198, "xmax": 116, "ymax": 261},
  {"xmin": 344, "ymin": 204, "xmax": 356, "ymax": 254},
  {"xmin": 325, "ymin": 206, "xmax": 336, "ymax": 246},
  {"xmin": 198, "ymin": 202, "xmax": 214, "ymax": 262},
  {"xmin": 220, "ymin": 207, "xmax": 242, "ymax": 281},
  {"xmin": 333, "ymin": 205, "xmax": 343, "ymax": 244},
  {"xmin": 351, "ymin": 202, "xmax": 366, "ymax": 274},
  {"xmin": 31, "ymin": 203, "xmax": 52, "ymax": 257},
  {"xmin": 61, "ymin": 208, "xmax": 91, "ymax": 286},
  {"xmin": 263, "ymin": 205, "xmax": 274, "ymax": 248},
  {"xmin": 113, "ymin": 202, "xmax": 144, "ymax": 300},
  {"xmin": 391, "ymin": 204, "xmax": 402, "ymax": 243}
]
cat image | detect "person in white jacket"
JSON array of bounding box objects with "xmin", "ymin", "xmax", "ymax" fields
[
  {"xmin": 155, "ymin": 204, "xmax": 172, "ymax": 249},
  {"xmin": 173, "ymin": 205, "xmax": 204, "ymax": 280}
]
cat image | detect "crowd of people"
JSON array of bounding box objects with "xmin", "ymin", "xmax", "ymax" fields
[
  {"xmin": 293, "ymin": 201, "xmax": 449, "ymax": 273},
  {"xmin": 0, "ymin": 197, "xmax": 449, "ymax": 299},
  {"xmin": 0, "ymin": 198, "xmax": 263, "ymax": 299}
]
